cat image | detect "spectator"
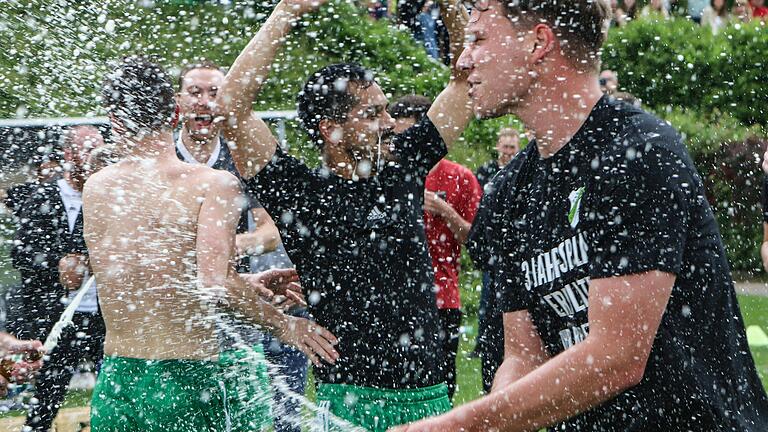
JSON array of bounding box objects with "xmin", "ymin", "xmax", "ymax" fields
[
  {"xmin": 599, "ymin": 70, "xmax": 619, "ymax": 95},
  {"xmin": 702, "ymin": 0, "xmax": 730, "ymax": 33},
  {"xmin": 366, "ymin": 0, "xmax": 388, "ymax": 19},
  {"xmin": 641, "ymin": 0, "xmax": 670, "ymax": 19},
  {"xmin": 733, "ymin": 0, "xmax": 754, "ymax": 22},
  {"xmin": 615, "ymin": 0, "xmax": 638, "ymax": 26},
  {"xmin": 417, "ymin": 1, "xmax": 440, "ymax": 59},
  {"xmin": 22, "ymin": 125, "xmax": 107, "ymax": 432},
  {"xmin": 389, "ymin": 95, "xmax": 483, "ymax": 401},
  {"xmin": 475, "ymin": 128, "xmax": 520, "ymax": 189},
  {"xmin": 751, "ymin": 0, "xmax": 768, "ymax": 19},
  {"xmin": 396, "ymin": 0, "xmax": 425, "ymax": 36},
  {"xmin": 471, "ymin": 127, "xmax": 520, "ymax": 392},
  {"xmin": 688, "ymin": 0, "xmax": 710, "ymax": 22}
]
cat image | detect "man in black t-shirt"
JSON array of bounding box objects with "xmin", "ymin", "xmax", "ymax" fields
[
  {"xmin": 472, "ymin": 126, "xmax": 520, "ymax": 392},
  {"xmin": 394, "ymin": 1, "xmax": 768, "ymax": 431},
  {"xmin": 474, "ymin": 127, "xmax": 520, "ymax": 189},
  {"xmin": 216, "ymin": 1, "xmax": 473, "ymax": 430}
]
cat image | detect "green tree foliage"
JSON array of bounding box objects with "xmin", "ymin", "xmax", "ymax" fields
[{"xmin": 1, "ymin": 3, "xmax": 767, "ymax": 271}]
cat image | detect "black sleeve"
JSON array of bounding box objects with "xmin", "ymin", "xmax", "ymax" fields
[
  {"xmin": 392, "ymin": 115, "xmax": 447, "ymax": 180},
  {"xmin": 587, "ymin": 147, "xmax": 690, "ymax": 279},
  {"xmin": 69, "ymin": 213, "xmax": 88, "ymax": 255},
  {"xmin": 244, "ymin": 147, "xmax": 337, "ymax": 243},
  {"xmin": 4, "ymin": 183, "xmax": 33, "ymax": 216},
  {"xmin": 762, "ymin": 176, "xmax": 768, "ymax": 223}
]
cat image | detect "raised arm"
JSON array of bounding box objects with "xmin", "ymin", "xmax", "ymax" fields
[
  {"xmin": 196, "ymin": 171, "xmax": 338, "ymax": 365},
  {"xmin": 218, "ymin": 0, "xmax": 328, "ymax": 179},
  {"xmin": 428, "ymin": 0, "xmax": 473, "ymax": 148}
]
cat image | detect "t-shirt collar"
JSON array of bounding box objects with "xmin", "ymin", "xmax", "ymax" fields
[{"xmin": 175, "ymin": 133, "xmax": 221, "ymax": 167}]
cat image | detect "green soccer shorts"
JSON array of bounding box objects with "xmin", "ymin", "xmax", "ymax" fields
[{"xmin": 314, "ymin": 383, "xmax": 451, "ymax": 432}]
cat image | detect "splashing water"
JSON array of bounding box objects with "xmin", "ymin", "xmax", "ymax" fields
[{"xmin": 0, "ymin": 1, "xmax": 373, "ymax": 430}]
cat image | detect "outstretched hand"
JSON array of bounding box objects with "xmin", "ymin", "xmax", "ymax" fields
[
  {"xmin": 0, "ymin": 333, "xmax": 43, "ymax": 358},
  {"xmin": 0, "ymin": 334, "xmax": 44, "ymax": 397},
  {"xmin": 276, "ymin": 316, "xmax": 339, "ymax": 366},
  {"xmin": 243, "ymin": 268, "xmax": 302, "ymax": 299},
  {"xmin": 282, "ymin": 0, "xmax": 330, "ymax": 17}
]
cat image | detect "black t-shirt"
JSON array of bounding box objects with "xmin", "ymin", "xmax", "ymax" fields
[
  {"xmin": 494, "ymin": 96, "xmax": 768, "ymax": 431},
  {"xmin": 246, "ymin": 116, "xmax": 446, "ymax": 389}
]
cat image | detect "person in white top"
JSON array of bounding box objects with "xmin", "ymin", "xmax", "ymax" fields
[
  {"xmin": 701, "ymin": 0, "xmax": 731, "ymax": 34},
  {"xmin": 25, "ymin": 125, "xmax": 107, "ymax": 432}
]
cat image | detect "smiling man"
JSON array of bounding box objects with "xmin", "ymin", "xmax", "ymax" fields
[
  {"xmin": 216, "ymin": 0, "xmax": 472, "ymax": 430},
  {"xmin": 392, "ymin": 0, "xmax": 768, "ymax": 431}
]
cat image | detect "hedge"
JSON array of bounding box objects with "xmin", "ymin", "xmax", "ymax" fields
[{"xmin": 604, "ymin": 18, "xmax": 768, "ymax": 126}]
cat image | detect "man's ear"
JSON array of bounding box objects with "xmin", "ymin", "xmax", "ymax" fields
[
  {"xmin": 318, "ymin": 119, "xmax": 343, "ymax": 145},
  {"xmin": 530, "ymin": 23, "xmax": 556, "ymax": 64}
]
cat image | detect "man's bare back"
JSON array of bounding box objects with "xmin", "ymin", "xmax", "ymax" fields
[{"xmin": 84, "ymin": 155, "xmax": 242, "ymax": 360}]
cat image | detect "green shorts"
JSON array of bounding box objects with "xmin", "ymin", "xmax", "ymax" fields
[
  {"xmin": 219, "ymin": 345, "xmax": 273, "ymax": 432},
  {"xmin": 91, "ymin": 356, "xmax": 229, "ymax": 432},
  {"xmin": 314, "ymin": 383, "xmax": 451, "ymax": 432}
]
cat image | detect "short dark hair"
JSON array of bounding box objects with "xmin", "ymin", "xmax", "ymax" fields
[
  {"xmin": 499, "ymin": 0, "xmax": 611, "ymax": 71},
  {"xmin": 177, "ymin": 59, "xmax": 225, "ymax": 91},
  {"xmin": 387, "ymin": 95, "xmax": 432, "ymax": 119},
  {"xmin": 296, "ymin": 63, "xmax": 375, "ymax": 150},
  {"xmin": 101, "ymin": 56, "xmax": 176, "ymax": 134}
]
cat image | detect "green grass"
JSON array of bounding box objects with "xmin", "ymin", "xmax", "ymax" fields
[{"xmin": 740, "ymin": 295, "xmax": 768, "ymax": 387}]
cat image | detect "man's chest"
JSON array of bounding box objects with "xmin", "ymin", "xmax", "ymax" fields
[{"xmin": 503, "ymin": 167, "xmax": 596, "ymax": 351}]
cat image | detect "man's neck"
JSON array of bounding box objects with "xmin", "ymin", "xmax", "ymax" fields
[
  {"xmin": 324, "ymin": 151, "xmax": 379, "ymax": 181},
  {"xmin": 515, "ymin": 70, "xmax": 604, "ymax": 159},
  {"xmin": 63, "ymin": 172, "xmax": 83, "ymax": 192},
  {"xmin": 180, "ymin": 127, "xmax": 218, "ymax": 164},
  {"xmin": 123, "ymin": 131, "xmax": 176, "ymax": 162}
]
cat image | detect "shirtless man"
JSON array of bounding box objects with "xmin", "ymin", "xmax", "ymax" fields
[{"xmin": 83, "ymin": 56, "xmax": 338, "ymax": 432}]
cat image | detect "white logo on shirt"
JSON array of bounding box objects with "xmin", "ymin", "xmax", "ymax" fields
[
  {"xmin": 568, "ymin": 186, "xmax": 585, "ymax": 228},
  {"xmin": 367, "ymin": 206, "xmax": 386, "ymax": 222}
]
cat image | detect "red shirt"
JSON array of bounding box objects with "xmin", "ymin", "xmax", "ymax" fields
[
  {"xmin": 753, "ymin": 5, "xmax": 768, "ymax": 17},
  {"xmin": 424, "ymin": 159, "xmax": 483, "ymax": 309}
]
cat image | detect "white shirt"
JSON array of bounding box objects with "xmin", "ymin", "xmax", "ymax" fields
[
  {"xmin": 57, "ymin": 178, "xmax": 82, "ymax": 233},
  {"xmin": 176, "ymin": 134, "xmax": 221, "ymax": 167},
  {"xmin": 58, "ymin": 179, "xmax": 99, "ymax": 313}
]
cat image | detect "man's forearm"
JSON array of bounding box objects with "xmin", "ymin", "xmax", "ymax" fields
[
  {"xmin": 437, "ymin": 0, "xmax": 469, "ymax": 68},
  {"xmin": 445, "ymin": 336, "xmax": 643, "ymax": 431},
  {"xmin": 490, "ymin": 355, "xmax": 539, "ymax": 393},
  {"xmin": 221, "ymin": 2, "xmax": 298, "ymax": 117},
  {"xmin": 224, "ymin": 267, "xmax": 287, "ymax": 334},
  {"xmin": 236, "ymin": 227, "xmax": 279, "ymax": 257},
  {"xmin": 441, "ymin": 206, "xmax": 472, "ymax": 244}
]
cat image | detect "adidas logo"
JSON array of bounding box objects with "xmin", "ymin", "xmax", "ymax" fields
[{"xmin": 367, "ymin": 206, "xmax": 386, "ymax": 222}]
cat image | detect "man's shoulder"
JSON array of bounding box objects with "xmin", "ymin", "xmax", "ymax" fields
[
  {"xmin": 595, "ymin": 102, "xmax": 689, "ymax": 178},
  {"xmin": 195, "ymin": 164, "xmax": 242, "ymax": 192},
  {"xmin": 434, "ymin": 158, "xmax": 474, "ymax": 178}
]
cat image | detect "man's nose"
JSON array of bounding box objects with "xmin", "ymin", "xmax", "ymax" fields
[
  {"xmin": 457, "ymin": 47, "xmax": 473, "ymax": 72},
  {"xmin": 381, "ymin": 111, "xmax": 396, "ymax": 130},
  {"xmin": 196, "ymin": 93, "xmax": 212, "ymax": 106}
]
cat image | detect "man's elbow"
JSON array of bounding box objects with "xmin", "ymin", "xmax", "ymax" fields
[{"xmin": 608, "ymin": 346, "xmax": 650, "ymax": 391}]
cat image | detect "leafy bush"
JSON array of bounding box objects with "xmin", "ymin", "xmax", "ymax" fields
[
  {"xmin": 658, "ymin": 108, "xmax": 766, "ymax": 272},
  {"xmin": 604, "ymin": 18, "xmax": 768, "ymax": 126}
]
